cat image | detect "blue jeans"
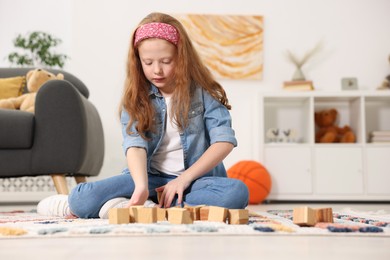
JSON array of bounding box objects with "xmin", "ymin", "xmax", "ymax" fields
[{"xmin": 68, "ymin": 172, "xmax": 249, "ymax": 218}]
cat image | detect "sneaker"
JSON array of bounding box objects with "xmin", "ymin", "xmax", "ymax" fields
[
  {"xmin": 98, "ymin": 198, "xmax": 157, "ymax": 219},
  {"xmin": 99, "ymin": 197, "xmax": 129, "ymax": 219},
  {"xmin": 37, "ymin": 194, "xmax": 70, "ymax": 217}
]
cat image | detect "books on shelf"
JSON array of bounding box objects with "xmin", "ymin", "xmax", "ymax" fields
[
  {"xmin": 283, "ymin": 80, "xmax": 314, "ymax": 91},
  {"xmin": 370, "ymin": 130, "xmax": 390, "ymax": 143}
]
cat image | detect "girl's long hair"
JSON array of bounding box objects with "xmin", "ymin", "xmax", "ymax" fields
[{"xmin": 121, "ymin": 12, "xmax": 231, "ymax": 139}]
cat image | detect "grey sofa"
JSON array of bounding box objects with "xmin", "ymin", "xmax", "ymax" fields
[{"xmin": 0, "ymin": 68, "xmax": 104, "ymax": 194}]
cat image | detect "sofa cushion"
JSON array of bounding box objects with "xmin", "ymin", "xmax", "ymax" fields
[
  {"xmin": 0, "ymin": 109, "xmax": 34, "ymax": 148},
  {"xmin": 0, "ymin": 76, "xmax": 25, "ymax": 98}
]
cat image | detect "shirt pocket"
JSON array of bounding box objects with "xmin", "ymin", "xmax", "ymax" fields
[
  {"xmin": 145, "ymin": 111, "xmax": 164, "ymax": 140},
  {"xmin": 187, "ymin": 102, "xmax": 204, "ymax": 134}
]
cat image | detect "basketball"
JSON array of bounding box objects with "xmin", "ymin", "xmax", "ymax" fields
[{"xmin": 227, "ymin": 160, "xmax": 272, "ymax": 204}]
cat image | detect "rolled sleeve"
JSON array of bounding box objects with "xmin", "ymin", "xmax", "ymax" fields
[
  {"xmin": 203, "ymin": 91, "xmax": 237, "ymax": 147},
  {"xmin": 209, "ymin": 126, "xmax": 237, "ymax": 147},
  {"xmin": 120, "ymin": 110, "xmax": 148, "ymax": 155}
]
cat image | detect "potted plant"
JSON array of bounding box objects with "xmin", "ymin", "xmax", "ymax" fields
[{"xmin": 7, "ymin": 31, "xmax": 69, "ymax": 68}]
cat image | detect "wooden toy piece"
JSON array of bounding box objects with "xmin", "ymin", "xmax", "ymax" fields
[
  {"xmin": 157, "ymin": 207, "xmax": 167, "ymax": 221},
  {"xmin": 208, "ymin": 206, "xmax": 228, "ymax": 223},
  {"xmin": 228, "ymin": 209, "xmax": 249, "ymax": 225},
  {"xmin": 129, "ymin": 206, "xmax": 144, "ymax": 223},
  {"xmin": 109, "ymin": 208, "xmax": 130, "ymax": 224},
  {"xmin": 293, "ymin": 206, "xmax": 316, "ymax": 226},
  {"xmin": 157, "ymin": 190, "xmax": 163, "ymax": 204},
  {"xmin": 199, "ymin": 206, "xmax": 209, "ymax": 221},
  {"xmin": 167, "ymin": 208, "xmax": 193, "ymax": 224},
  {"xmin": 184, "ymin": 205, "xmax": 204, "ymax": 221},
  {"xmin": 137, "ymin": 207, "xmax": 157, "ymax": 224},
  {"xmin": 315, "ymin": 208, "xmax": 334, "ymax": 223}
]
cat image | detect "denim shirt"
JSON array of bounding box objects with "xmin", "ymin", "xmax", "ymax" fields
[{"xmin": 120, "ymin": 83, "xmax": 237, "ymax": 177}]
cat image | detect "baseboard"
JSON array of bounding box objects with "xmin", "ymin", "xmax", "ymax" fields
[
  {"xmin": 0, "ymin": 176, "xmax": 76, "ymax": 203},
  {"xmin": 0, "ymin": 191, "xmax": 57, "ymax": 203}
]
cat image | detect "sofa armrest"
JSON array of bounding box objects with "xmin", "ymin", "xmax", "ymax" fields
[{"xmin": 31, "ymin": 79, "xmax": 104, "ymax": 176}]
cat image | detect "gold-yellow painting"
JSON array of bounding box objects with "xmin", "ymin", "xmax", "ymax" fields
[{"xmin": 174, "ymin": 14, "xmax": 263, "ymax": 80}]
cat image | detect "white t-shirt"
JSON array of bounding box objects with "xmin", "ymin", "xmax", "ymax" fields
[{"xmin": 150, "ymin": 97, "xmax": 185, "ymax": 176}]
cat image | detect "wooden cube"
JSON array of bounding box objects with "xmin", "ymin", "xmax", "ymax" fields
[
  {"xmin": 315, "ymin": 208, "xmax": 333, "ymax": 223},
  {"xmin": 228, "ymin": 209, "xmax": 249, "ymax": 225},
  {"xmin": 157, "ymin": 191, "xmax": 163, "ymax": 204},
  {"xmin": 137, "ymin": 207, "xmax": 157, "ymax": 223},
  {"xmin": 208, "ymin": 206, "xmax": 228, "ymax": 223},
  {"xmin": 157, "ymin": 207, "xmax": 167, "ymax": 221},
  {"xmin": 129, "ymin": 205, "xmax": 144, "ymax": 223},
  {"xmin": 199, "ymin": 206, "xmax": 209, "ymax": 221},
  {"xmin": 184, "ymin": 205, "xmax": 204, "ymax": 221},
  {"xmin": 168, "ymin": 208, "xmax": 193, "ymax": 224},
  {"xmin": 293, "ymin": 206, "xmax": 316, "ymax": 226},
  {"xmin": 109, "ymin": 208, "xmax": 130, "ymax": 224}
]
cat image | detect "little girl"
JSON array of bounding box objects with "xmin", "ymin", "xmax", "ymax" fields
[{"xmin": 38, "ymin": 12, "xmax": 248, "ymax": 218}]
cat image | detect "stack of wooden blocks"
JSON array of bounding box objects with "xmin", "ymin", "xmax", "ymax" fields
[{"xmin": 108, "ymin": 205, "xmax": 249, "ymax": 225}]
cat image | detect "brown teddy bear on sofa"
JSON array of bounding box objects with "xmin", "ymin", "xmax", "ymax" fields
[
  {"xmin": 0, "ymin": 68, "xmax": 63, "ymax": 113},
  {"xmin": 315, "ymin": 108, "xmax": 356, "ymax": 143}
]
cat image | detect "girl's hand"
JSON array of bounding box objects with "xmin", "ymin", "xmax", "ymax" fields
[
  {"xmin": 156, "ymin": 143, "xmax": 233, "ymax": 207},
  {"xmin": 156, "ymin": 175, "xmax": 192, "ymax": 208},
  {"xmin": 126, "ymin": 187, "xmax": 149, "ymax": 207}
]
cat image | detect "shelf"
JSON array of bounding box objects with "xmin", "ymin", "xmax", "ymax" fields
[
  {"xmin": 264, "ymin": 96, "xmax": 311, "ymax": 144},
  {"xmin": 364, "ymin": 96, "xmax": 390, "ymax": 143},
  {"xmin": 314, "ymin": 96, "xmax": 362, "ymax": 143},
  {"xmin": 259, "ymin": 91, "xmax": 390, "ymax": 201}
]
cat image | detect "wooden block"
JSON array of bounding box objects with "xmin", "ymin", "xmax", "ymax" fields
[
  {"xmin": 228, "ymin": 209, "xmax": 249, "ymax": 225},
  {"xmin": 157, "ymin": 207, "xmax": 167, "ymax": 221},
  {"xmin": 293, "ymin": 207, "xmax": 316, "ymax": 226},
  {"xmin": 208, "ymin": 206, "xmax": 228, "ymax": 223},
  {"xmin": 315, "ymin": 208, "xmax": 333, "ymax": 223},
  {"xmin": 157, "ymin": 191, "xmax": 163, "ymax": 204},
  {"xmin": 167, "ymin": 208, "xmax": 193, "ymax": 224},
  {"xmin": 129, "ymin": 206, "xmax": 143, "ymax": 223},
  {"xmin": 184, "ymin": 205, "xmax": 204, "ymax": 221},
  {"xmin": 137, "ymin": 207, "xmax": 157, "ymax": 223},
  {"xmin": 199, "ymin": 206, "xmax": 209, "ymax": 221},
  {"xmin": 109, "ymin": 208, "xmax": 130, "ymax": 224}
]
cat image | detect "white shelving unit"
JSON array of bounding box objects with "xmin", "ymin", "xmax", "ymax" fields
[{"xmin": 258, "ymin": 90, "xmax": 390, "ymax": 201}]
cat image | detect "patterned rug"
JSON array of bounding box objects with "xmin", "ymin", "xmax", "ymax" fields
[{"xmin": 0, "ymin": 208, "xmax": 389, "ymax": 238}]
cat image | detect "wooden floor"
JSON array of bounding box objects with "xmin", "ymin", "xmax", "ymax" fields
[{"xmin": 0, "ymin": 202, "xmax": 389, "ymax": 260}]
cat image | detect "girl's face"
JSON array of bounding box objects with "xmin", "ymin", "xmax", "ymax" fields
[{"xmin": 138, "ymin": 38, "xmax": 177, "ymax": 97}]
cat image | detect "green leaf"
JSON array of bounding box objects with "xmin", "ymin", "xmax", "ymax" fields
[{"xmin": 6, "ymin": 31, "xmax": 69, "ymax": 68}]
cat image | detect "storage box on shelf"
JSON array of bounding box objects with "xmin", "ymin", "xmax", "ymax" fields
[{"xmin": 258, "ymin": 90, "xmax": 390, "ymax": 201}]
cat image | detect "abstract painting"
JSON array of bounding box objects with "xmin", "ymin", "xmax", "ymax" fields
[{"xmin": 173, "ymin": 14, "xmax": 263, "ymax": 80}]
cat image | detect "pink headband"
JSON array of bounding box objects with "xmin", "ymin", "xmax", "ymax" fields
[{"xmin": 134, "ymin": 22, "xmax": 179, "ymax": 46}]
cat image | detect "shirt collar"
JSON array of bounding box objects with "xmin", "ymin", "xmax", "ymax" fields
[{"xmin": 148, "ymin": 84, "xmax": 163, "ymax": 98}]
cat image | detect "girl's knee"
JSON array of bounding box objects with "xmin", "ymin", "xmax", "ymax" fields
[
  {"xmin": 216, "ymin": 178, "xmax": 249, "ymax": 209},
  {"xmin": 68, "ymin": 183, "xmax": 101, "ymax": 218},
  {"xmin": 231, "ymin": 180, "xmax": 249, "ymax": 208}
]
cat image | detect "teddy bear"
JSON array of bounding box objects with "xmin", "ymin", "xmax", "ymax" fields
[
  {"xmin": 315, "ymin": 108, "xmax": 356, "ymax": 143},
  {"xmin": 0, "ymin": 68, "xmax": 64, "ymax": 113},
  {"xmin": 377, "ymin": 54, "xmax": 390, "ymax": 90}
]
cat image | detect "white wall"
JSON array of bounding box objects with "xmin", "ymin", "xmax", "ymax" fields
[
  {"xmin": 0, "ymin": 0, "xmax": 72, "ymax": 66},
  {"xmin": 1, "ymin": 0, "xmax": 390, "ymax": 180}
]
